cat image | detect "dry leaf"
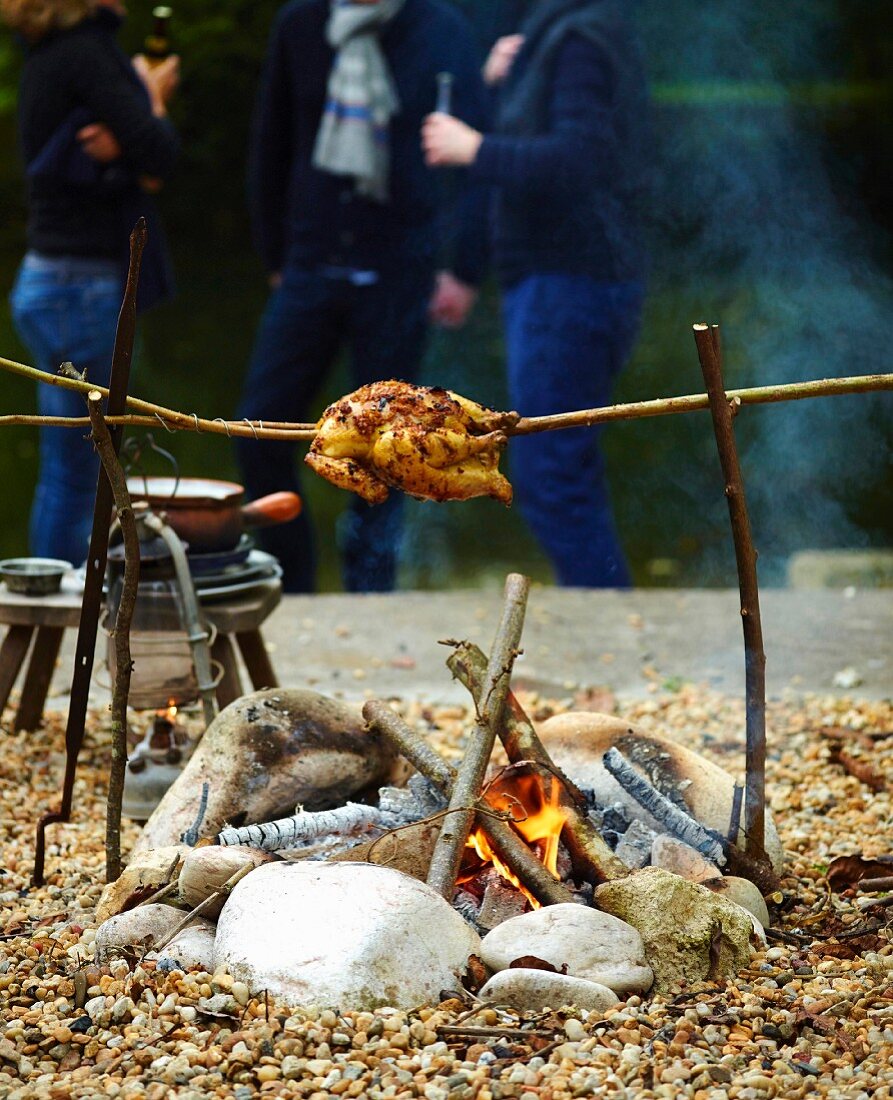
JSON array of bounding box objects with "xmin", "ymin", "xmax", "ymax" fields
[
  {"xmin": 509, "ymin": 955, "xmax": 568, "ymax": 974},
  {"xmin": 827, "ymin": 855, "xmax": 893, "ymax": 891}
]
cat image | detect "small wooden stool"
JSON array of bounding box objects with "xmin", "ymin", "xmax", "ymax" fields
[{"xmin": 0, "ymin": 575, "xmax": 282, "ymax": 730}]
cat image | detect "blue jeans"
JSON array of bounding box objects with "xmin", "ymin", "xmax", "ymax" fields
[
  {"xmin": 237, "ymin": 264, "xmax": 432, "ymax": 593},
  {"xmin": 503, "ymin": 274, "xmax": 644, "ymax": 588},
  {"xmin": 10, "ymin": 253, "xmax": 122, "ymax": 565}
]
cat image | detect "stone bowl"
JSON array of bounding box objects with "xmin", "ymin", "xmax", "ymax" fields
[{"xmin": 0, "ymin": 557, "xmax": 72, "ymax": 596}]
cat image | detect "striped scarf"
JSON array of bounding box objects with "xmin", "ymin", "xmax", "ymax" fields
[{"xmin": 312, "ymin": 0, "xmax": 407, "ymax": 202}]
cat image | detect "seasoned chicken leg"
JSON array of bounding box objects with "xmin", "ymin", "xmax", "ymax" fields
[{"xmin": 306, "ymin": 381, "xmax": 518, "ymax": 505}]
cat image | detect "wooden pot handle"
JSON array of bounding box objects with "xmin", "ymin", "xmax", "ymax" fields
[{"xmin": 241, "ymin": 492, "xmax": 302, "ymax": 528}]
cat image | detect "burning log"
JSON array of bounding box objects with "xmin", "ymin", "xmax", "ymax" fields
[
  {"xmin": 426, "ymin": 574, "xmax": 531, "ymax": 901},
  {"xmin": 602, "ymin": 747, "xmax": 727, "ymax": 865},
  {"xmin": 446, "ymin": 643, "xmax": 627, "ymax": 883},
  {"xmin": 364, "ymin": 700, "xmax": 574, "ymax": 907},
  {"xmin": 217, "ymin": 802, "xmax": 395, "ymax": 852}
]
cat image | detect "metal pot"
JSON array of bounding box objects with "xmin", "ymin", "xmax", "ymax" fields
[{"xmin": 126, "ymin": 477, "xmax": 301, "ymax": 553}]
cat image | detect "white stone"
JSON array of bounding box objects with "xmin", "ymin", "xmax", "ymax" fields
[
  {"xmin": 480, "ymin": 903, "xmax": 653, "ymax": 995},
  {"xmin": 95, "ymin": 903, "xmax": 184, "ymax": 960},
  {"xmin": 651, "ymin": 835, "xmax": 722, "ymax": 883},
  {"xmin": 214, "ymin": 861, "xmax": 481, "ymax": 1009},
  {"xmin": 537, "ymin": 712, "xmax": 785, "ymax": 871},
  {"xmin": 478, "ymin": 969, "xmax": 619, "ymax": 1013},
  {"xmin": 178, "ymin": 846, "xmax": 274, "ymax": 917},
  {"xmin": 702, "ymin": 876, "xmax": 771, "ymax": 928},
  {"xmin": 147, "ymin": 920, "xmax": 216, "ymax": 972}
]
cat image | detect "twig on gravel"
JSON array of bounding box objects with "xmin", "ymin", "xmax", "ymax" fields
[{"xmin": 427, "ymin": 574, "xmax": 530, "ymax": 901}]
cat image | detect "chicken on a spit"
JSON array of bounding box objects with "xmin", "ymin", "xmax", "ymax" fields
[{"xmin": 305, "ymin": 381, "xmax": 518, "ymax": 505}]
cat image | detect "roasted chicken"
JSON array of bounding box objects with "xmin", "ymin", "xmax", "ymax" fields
[{"xmin": 305, "ymin": 381, "xmax": 518, "ymax": 505}]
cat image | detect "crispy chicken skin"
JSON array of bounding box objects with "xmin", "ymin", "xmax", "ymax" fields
[{"xmin": 305, "ymin": 381, "xmax": 518, "ymax": 505}]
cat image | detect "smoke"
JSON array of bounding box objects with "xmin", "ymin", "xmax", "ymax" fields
[{"xmin": 631, "ymin": 0, "xmax": 893, "ymax": 582}]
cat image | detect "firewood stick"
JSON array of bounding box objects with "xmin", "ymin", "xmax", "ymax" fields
[
  {"xmin": 859, "ymin": 876, "xmax": 893, "ymax": 892},
  {"xmin": 87, "ymin": 392, "xmax": 141, "ymax": 883},
  {"xmin": 447, "ymin": 643, "xmax": 628, "ymax": 883},
  {"xmin": 693, "ymin": 323, "xmax": 767, "ymax": 861},
  {"xmin": 363, "ymin": 700, "xmax": 456, "ymax": 791},
  {"xmin": 426, "ymin": 575, "xmax": 531, "ymax": 901},
  {"xmin": 364, "ymin": 701, "xmax": 574, "ymax": 907},
  {"xmin": 1, "ymin": 356, "xmax": 890, "ymax": 442}
]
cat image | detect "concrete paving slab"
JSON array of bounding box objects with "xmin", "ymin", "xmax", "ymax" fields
[
  {"xmin": 34, "ymin": 587, "xmax": 891, "ymax": 717},
  {"xmin": 257, "ymin": 587, "xmax": 891, "ymax": 703}
]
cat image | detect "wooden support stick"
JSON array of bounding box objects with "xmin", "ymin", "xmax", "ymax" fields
[
  {"xmin": 364, "ymin": 700, "xmax": 574, "ymax": 907},
  {"xmin": 87, "ymin": 392, "xmax": 140, "ymax": 883},
  {"xmin": 426, "ymin": 573, "xmax": 531, "ymax": 900},
  {"xmin": 34, "ymin": 219, "xmax": 146, "ymax": 886},
  {"xmin": 693, "ymin": 323, "xmax": 767, "ymax": 861},
  {"xmin": 447, "ymin": 643, "xmax": 627, "ymax": 883}
]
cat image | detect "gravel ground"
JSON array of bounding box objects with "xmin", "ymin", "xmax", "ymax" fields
[{"xmin": 1, "ymin": 687, "xmax": 892, "ymax": 1100}]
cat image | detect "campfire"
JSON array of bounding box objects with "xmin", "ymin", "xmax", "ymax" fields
[
  {"xmin": 92, "ymin": 571, "xmax": 783, "ymax": 1012},
  {"xmin": 461, "ymin": 768, "xmax": 567, "ymax": 908}
]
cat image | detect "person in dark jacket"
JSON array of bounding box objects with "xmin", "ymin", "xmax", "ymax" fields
[
  {"xmin": 237, "ymin": 0, "xmax": 489, "ymax": 594},
  {"xmin": 3, "ymin": 0, "xmax": 179, "ymax": 566},
  {"xmin": 423, "ymin": 0, "xmax": 649, "ymax": 587}
]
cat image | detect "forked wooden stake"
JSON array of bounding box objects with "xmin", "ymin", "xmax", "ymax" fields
[
  {"xmin": 87, "ymin": 392, "xmax": 140, "ymax": 883},
  {"xmin": 693, "ymin": 323, "xmax": 767, "ymax": 860}
]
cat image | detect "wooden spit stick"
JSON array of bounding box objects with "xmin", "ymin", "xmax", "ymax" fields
[
  {"xmin": 0, "ymin": 356, "xmax": 890, "ymax": 443},
  {"xmin": 363, "ymin": 700, "xmax": 574, "ymax": 907},
  {"xmin": 87, "ymin": 392, "xmax": 140, "ymax": 883},
  {"xmin": 426, "ymin": 574, "xmax": 531, "ymax": 901},
  {"xmin": 447, "ymin": 643, "xmax": 627, "ymax": 883},
  {"xmin": 693, "ymin": 323, "xmax": 767, "ymax": 861}
]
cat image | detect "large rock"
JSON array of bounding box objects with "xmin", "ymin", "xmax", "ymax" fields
[
  {"xmin": 134, "ymin": 690, "xmax": 396, "ymax": 854},
  {"xmin": 478, "ymin": 969, "xmax": 619, "ymax": 1013},
  {"xmin": 96, "ymin": 846, "xmax": 183, "ymax": 923},
  {"xmin": 214, "ymin": 862, "xmax": 480, "ymax": 1009},
  {"xmin": 595, "ymin": 867, "xmax": 755, "ymax": 994},
  {"xmin": 95, "ymin": 903, "xmax": 185, "ymax": 961},
  {"xmin": 537, "ymin": 713, "xmax": 784, "ymax": 872},
  {"xmin": 480, "ymin": 903, "xmax": 652, "ymax": 996}
]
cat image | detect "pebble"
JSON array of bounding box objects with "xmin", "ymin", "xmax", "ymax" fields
[{"xmin": 0, "ymin": 692, "xmax": 890, "ymax": 1099}]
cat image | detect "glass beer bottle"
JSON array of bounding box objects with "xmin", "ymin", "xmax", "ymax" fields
[{"xmin": 144, "ymin": 6, "xmax": 173, "ymax": 69}]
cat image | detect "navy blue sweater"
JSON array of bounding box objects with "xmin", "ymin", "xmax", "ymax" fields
[
  {"xmin": 471, "ymin": 29, "xmax": 648, "ymax": 287},
  {"xmin": 16, "ymin": 10, "xmax": 179, "ymax": 259},
  {"xmin": 249, "ymin": 0, "xmax": 489, "ymax": 284}
]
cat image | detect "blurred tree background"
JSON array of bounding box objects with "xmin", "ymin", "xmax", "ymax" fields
[{"xmin": 0, "ymin": 0, "xmax": 890, "ymax": 589}]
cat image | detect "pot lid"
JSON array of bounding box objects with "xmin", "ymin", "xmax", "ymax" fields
[{"xmin": 126, "ymin": 477, "xmax": 244, "ymax": 507}]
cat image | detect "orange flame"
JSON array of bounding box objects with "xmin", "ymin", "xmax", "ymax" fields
[{"xmin": 462, "ymin": 771, "xmax": 566, "ymax": 909}]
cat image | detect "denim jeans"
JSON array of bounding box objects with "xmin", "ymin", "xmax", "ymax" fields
[
  {"xmin": 10, "ymin": 253, "xmax": 122, "ymax": 565},
  {"xmin": 503, "ymin": 274, "xmax": 644, "ymax": 587},
  {"xmin": 237, "ymin": 264, "xmax": 432, "ymax": 593}
]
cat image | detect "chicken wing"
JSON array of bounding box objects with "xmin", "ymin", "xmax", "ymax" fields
[{"xmin": 305, "ymin": 381, "xmax": 518, "ymax": 505}]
